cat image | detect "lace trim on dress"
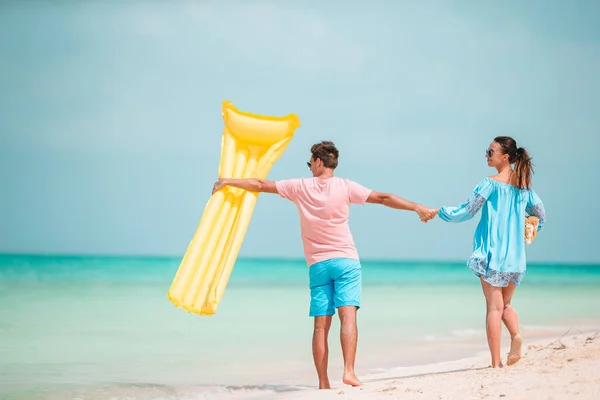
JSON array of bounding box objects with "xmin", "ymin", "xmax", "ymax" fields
[
  {"xmin": 526, "ymin": 203, "xmax": 546, "ymax": 223},
  {"xmin": 466, "ymin": 193, "xmax": 486, "ymax": 215},
  {"xmin": 467, "ymin": 257, "xmax": 524, "ymax": 287}
]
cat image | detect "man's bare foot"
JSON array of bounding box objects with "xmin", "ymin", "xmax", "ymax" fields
[
  {"xmin": 318, "ymin": 379, "xmax": 331, "ymax": 390},
  {"xmin": 507, "ymin": 334, "xmax": 523, "ymax": 366},
  {"xmin": 342, "ymin": 373, "xmax": 362, "ymax": 387}
]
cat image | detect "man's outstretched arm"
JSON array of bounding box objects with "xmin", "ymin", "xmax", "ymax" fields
[
  {"xmin": 212, "ymin": 178, "xmax": 277, "ymax": 195},
  {"xmin": 366, "ymin": 191, "xmax": 437, "ymax": 222}
]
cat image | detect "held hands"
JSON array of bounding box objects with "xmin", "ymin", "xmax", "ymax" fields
[{"xmin": 416, "ymin": 206, "xmax": 438, "ymax": 223}]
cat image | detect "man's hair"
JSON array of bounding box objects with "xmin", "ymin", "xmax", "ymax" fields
[{"xmin": 310, "ymin": 141, "xmax": 339, "ymax": 169}]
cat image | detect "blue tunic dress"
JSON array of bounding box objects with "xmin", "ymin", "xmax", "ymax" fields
[{"xmin": 438, "ymin": 177, "xmax": 547, "ymax": 287}]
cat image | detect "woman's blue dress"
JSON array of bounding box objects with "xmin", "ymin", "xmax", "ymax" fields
[{"xmin": 438, "ymin": 177, "xmax": 547, "ymax": 287}]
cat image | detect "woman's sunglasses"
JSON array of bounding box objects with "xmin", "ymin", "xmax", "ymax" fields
[{"xmin": 485, "ymin": 149, "xmax": 494, "ymax": 157}]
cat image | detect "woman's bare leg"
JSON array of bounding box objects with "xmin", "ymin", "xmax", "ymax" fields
[
  {"xmin": 501, "ymin": 283, "xmax": 522, "ymax": 365},
  {"xmin": 480, "ymin": 278, "xmax": 504, "ymax": 368}
]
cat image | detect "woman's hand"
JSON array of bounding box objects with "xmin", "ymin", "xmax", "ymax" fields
[{"xmin": 416, "ymin": 206, "xmax": 438, "ymax": 223}]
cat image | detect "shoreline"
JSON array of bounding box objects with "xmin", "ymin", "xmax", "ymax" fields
[
  {"xmin": 3, "ymin": 326, "xmax": 598, "ymax": 400},
  {"xmin": 258, "ymin": 327, "xmax": 600, "ymax": 400},
  {"xmin": 195, "ymin": 326, "xmax": 598, "ymax": 400}
]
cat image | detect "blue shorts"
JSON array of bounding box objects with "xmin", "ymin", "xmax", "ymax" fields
[{"xmin": 308, "ymin": 258, "xmax": 362, "ymax": 317}]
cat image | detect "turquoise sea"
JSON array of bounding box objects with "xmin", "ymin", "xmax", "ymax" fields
[{"xmin": 1, "ymin": 255, "xmax": 599, "ymax": 400}]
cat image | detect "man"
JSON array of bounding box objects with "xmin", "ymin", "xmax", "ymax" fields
[{"xmin": 212, "ymin": 141, "xmax": 436, "ymax": 389}]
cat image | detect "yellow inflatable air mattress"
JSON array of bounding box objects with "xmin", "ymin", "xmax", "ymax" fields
[{"xmin": 168, "ymin": 101, "xmax": 300, "ymax": 315}]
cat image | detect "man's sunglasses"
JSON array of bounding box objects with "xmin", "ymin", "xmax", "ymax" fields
[{"xmin": 306, "ymin": 161, "xmax": 312, "ymax": 168}]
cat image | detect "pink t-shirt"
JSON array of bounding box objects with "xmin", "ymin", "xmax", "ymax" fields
[{"xmin": 275, "ymin": 176, "xmax": 372, "ymax": 267}]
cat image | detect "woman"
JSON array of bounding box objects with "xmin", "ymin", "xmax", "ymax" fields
[{"xmin": 436, "ymin": 136, "xmax": 546, "ymax": 368}]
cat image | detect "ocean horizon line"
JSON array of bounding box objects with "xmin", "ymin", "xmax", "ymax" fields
[{"xmin": 1, "ymin": 252, "xmax": 599, "ymax": 268}]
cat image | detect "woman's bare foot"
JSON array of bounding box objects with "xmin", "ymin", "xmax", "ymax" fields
[
  {"xmin": 342, "ymin": 373, "xmax": 362, "ymax": 387},
  {"xmin": 507, "ymin": 334, "xmax": 523, "ymax": 366}
]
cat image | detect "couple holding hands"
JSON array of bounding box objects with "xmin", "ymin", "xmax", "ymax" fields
[{"xmin": 212, "ymin": 136, "xmax": 547, "ymax": 389}]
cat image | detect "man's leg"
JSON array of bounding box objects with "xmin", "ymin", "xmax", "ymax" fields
[
  {"xmin": 338, "ymin": 305, "xmax": 361, "ymax": 386},
  {"xmin": 312, "ymin": 315, "xmax": 333, "ymax": 389},
  {"xmin": 332, "ymin": 259, "xmax": 362, "ymax": 387},
  {"xmin": 309, "ymin": 261, "xmax": 335, "ymax": 389}
]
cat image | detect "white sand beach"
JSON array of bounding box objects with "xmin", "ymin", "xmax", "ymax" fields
[{"xmin": 268, "ymin": 330, "xmax": 600, "ymax": 400}]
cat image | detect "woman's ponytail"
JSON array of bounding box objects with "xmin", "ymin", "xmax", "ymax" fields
[{"xmin": 513, "ymin": 147, "xmax": 533, "ymax": 189}]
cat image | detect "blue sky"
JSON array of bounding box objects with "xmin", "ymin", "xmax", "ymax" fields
[{"xmin": 1, "ymin": 1, "xmax": 599, "ymax": 263}]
